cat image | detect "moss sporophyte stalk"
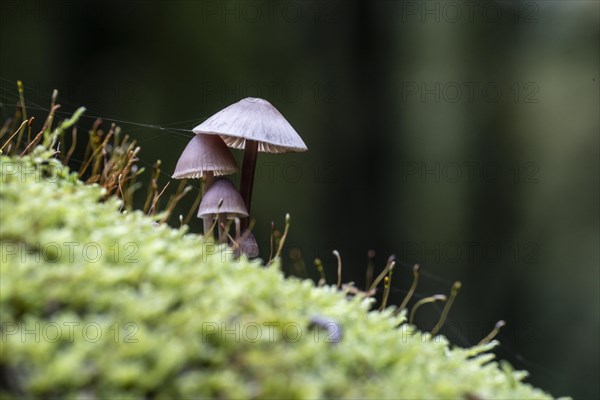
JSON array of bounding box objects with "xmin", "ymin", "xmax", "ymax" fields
[{"xmin": 0, "ymin": 83, "xmax": 566, "ymax": 398}]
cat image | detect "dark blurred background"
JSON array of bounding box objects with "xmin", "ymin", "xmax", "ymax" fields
[{"xmin": 1, "ymin": 1, "xmax": 598, "ymax": 398}]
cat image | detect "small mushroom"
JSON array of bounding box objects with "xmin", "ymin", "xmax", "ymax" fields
[
  {"xmin": 198, "ymin": 178, "xmax": 248, "ymax": 243},
  {"xmin": 238, "ymin": 231, "xmax": 259, "ymax": 258},
  {"xmin": 192, "ymin": 97, "xmax": 307, "ymax": 228},
  {"xmin": 172, "ymin": 134, "xmax": 238, "ymax": 234}
]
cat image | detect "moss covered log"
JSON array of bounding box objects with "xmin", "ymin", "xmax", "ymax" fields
[{"xmin": 0, "ymin": 150, "xmax": 556, "ymax": 398}]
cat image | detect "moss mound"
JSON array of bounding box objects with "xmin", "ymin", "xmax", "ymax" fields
[{"xmin": 0, "ymin": 150, "xmax": 554, "ymax": 398}]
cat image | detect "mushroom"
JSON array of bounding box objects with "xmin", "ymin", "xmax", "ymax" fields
[
  {"xmin": 172, "ymin": 134, "xmax": 238, "ymax": 234},
  {"xmin": 192, "ymin": 97, "xmax": 307, "ymax": 228},
  {"xmin": 237, "ymin": 231, "xmax": 259, "ymax": 259},
  {"xmin": 198, "ymin": 177, "xmax": 248, "ymax": 243}
]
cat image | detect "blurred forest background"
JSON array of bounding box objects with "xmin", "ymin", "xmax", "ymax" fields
[{"xmin": 1, "ymin": 1, "xmax": 598, "ymax": 398}]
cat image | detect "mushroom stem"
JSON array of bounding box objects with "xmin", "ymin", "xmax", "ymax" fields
[
  {"xmin": 202, "ymin": 172, "xmax": 215, "ymax": 236},
  {"xmin": 218, "ymin": 214, "xmax": 228, "ymax": 244},
  {"xmin": 239, "ymin": 139, "xmax": 258, "ymax": 229},
  {"xmin": 235, "ymin": 218, "xmax": 241, "ymax": 240}
]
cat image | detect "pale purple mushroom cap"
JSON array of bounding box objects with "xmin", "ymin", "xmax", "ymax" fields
[
  {"xmin": 192, "ymin": 97, "xmax": 307, "ymax": 154},
  {"xmin": 197, "ymin": 178, "xmax": 248, "ymax": 219},
  {"xmin": 172, "ymin": 134, "xmax": 238, "ymax": 179},
  {"xmin": 239, "ymin": 232, "xmax": 259, "ymax": 258}
]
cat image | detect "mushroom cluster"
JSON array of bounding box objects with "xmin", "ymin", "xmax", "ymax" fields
[{"xmin": 172, "ymin": 97, "xmax": 307, "ymax": 258}]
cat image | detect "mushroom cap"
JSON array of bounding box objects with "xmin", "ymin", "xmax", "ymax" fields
[
  {"xmin": 197, "ymin": 178, "xmax": 248, "ymax": 219},
  {"xmin": 173, "ymin": 134, "xmax": 238, "ymax": 179},
  {"xmin": 192, "ymin": 97, "xmax": 307, "ymax": 154},
  {"xmin": 239, "ymin": 232, "xmax": 259, "ymax": 258}
]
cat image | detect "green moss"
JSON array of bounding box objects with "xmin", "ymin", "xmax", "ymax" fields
[{"xmin": 0, "ymin": 150, "xmax": 557, "ymax": 399}]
